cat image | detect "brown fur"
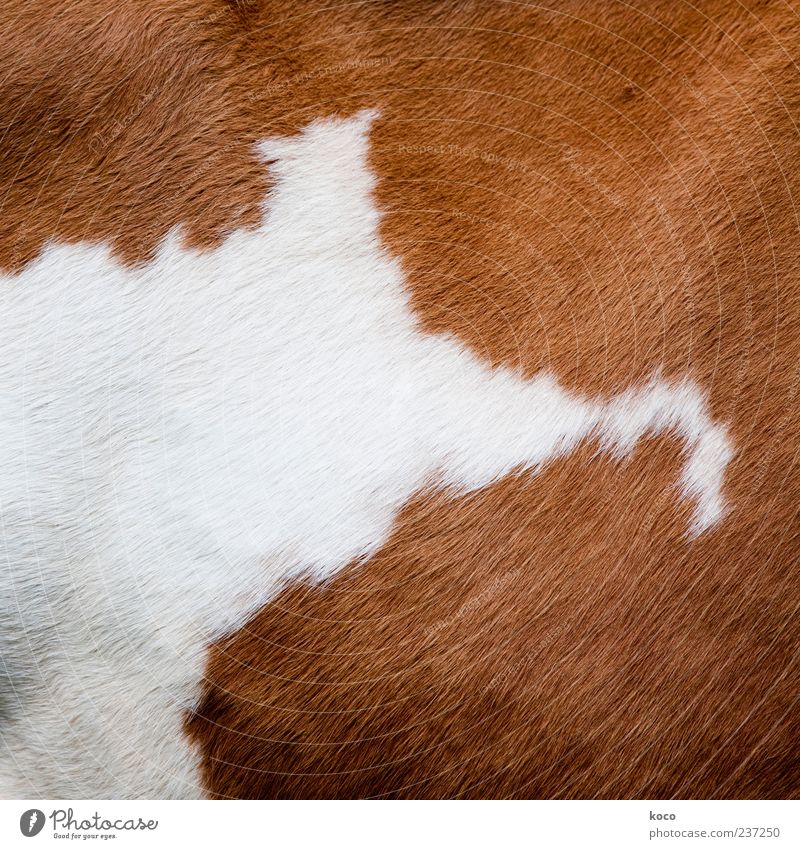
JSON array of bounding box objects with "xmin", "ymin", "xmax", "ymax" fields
[{"xmin": 2, "ymin": 0, "xmax": 799, "ymax": 798}]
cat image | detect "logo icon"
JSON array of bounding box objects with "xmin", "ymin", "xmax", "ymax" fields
[{"xmin": 19, "ymin": 809, "xmax": 45, "ymax": 837}]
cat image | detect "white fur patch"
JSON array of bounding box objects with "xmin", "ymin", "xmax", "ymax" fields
[{"xmin": 0, "ymin": 110, "xmax": 733, "ymax": 798}]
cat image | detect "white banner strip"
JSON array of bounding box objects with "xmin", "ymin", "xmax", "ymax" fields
[{"xmin": 1, "ymin": 799, "xmax": 797, "ymax": 848}]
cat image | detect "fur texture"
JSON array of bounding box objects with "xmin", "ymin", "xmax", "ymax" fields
[
  {"xmin": 0, "ymin": 108, "xmax": 730, "ymax": 798},
  {"xmin": 0, "ymin": 0, "xmax": 798, "ymax": 799}
]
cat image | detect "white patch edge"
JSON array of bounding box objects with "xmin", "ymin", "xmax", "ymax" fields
[{"xmin": 0, "ymin": 109, "xmax": 733, "ymax": 798}]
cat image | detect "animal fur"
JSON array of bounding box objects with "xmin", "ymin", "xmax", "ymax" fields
[{"xmin": 0, "ymin": 0, "xmax": 798, "ymax": 799}]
